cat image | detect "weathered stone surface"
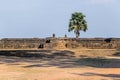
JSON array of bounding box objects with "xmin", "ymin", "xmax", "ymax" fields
[{"xmin": 0, "ymin": 38, "xmax": 120, "ymax": 49}]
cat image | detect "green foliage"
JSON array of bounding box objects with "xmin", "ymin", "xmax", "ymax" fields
[{"xmin": 68, "ymin": 12, "xmax": 88, "ymax": 38}]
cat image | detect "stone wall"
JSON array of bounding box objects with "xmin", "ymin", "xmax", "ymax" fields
[
  {"xmin": 0, "ymin": 38, "xmax": 120, "ymax": 49},
  {"xmin": 0, "ymin": 38, "xmax": 44, "ymax": 49}
]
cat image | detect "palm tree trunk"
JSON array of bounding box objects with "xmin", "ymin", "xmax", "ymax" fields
[{"xmin": 76, "ymin": 31, "xmax": 80, "ymax": 38}]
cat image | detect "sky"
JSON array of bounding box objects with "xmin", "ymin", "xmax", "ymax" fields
[{"xmin": 0, "ymin": 0, "xmax": 120, "ymax": 38}]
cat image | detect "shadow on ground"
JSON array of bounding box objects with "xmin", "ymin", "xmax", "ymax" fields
[
  {"xmin": 72, "ymin": 72, "xmax": 120, "ymax": 80},
  {"xmin": 0, "ymin": 50, "xmax": 75, "ymax": 58},
  {"xmin": 0, "ymin": 50, "xmax": 120, "ymax": 68},
  {"xmin": 113, "ymin": 51, "xmax": 120, "ymax": 56}
]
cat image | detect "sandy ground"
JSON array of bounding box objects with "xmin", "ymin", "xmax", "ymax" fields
[{"xmin": 0, "ymin": 49, "xmax": 120, "ymax": 80}]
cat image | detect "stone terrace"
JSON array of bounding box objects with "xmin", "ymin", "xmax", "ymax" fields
[{"xmin": 0, "ymin": 38, "xmax": 120, "ymax": 49}]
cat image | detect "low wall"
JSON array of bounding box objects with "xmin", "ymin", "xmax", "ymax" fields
[{"xmin": 0, "ymin": 38, "xmax": 120, "ymax": 49}]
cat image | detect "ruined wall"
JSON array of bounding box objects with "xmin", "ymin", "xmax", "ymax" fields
[
  {"xmin": 0, "ymin": 38, "xmax": 45, "ymax": 49},
  {"xmin": 65, "ymin": 38, "xmax": 120, "ymax": 49},
  {"xmin": 0, "ymin": 38, "xmax": 120, "ymax": 49}
]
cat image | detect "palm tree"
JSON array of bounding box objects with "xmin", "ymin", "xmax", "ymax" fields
[{"xmin": 68, "ymin": 12, "xmax": 88, "ymax": 38}]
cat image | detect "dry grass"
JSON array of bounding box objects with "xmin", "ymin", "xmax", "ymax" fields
[{"xmin": 0, "ymin": 49, "xmax": 120, "ymax": 80}]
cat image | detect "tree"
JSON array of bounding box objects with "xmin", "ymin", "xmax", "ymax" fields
[{"xmin": 68, "ymin": 12, "xmax": 88, "ymax": 38}]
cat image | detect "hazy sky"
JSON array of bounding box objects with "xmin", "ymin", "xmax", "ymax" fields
[{"xmin": 0, "ymin": 0, "xmax": 120, "ymax": 38}]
